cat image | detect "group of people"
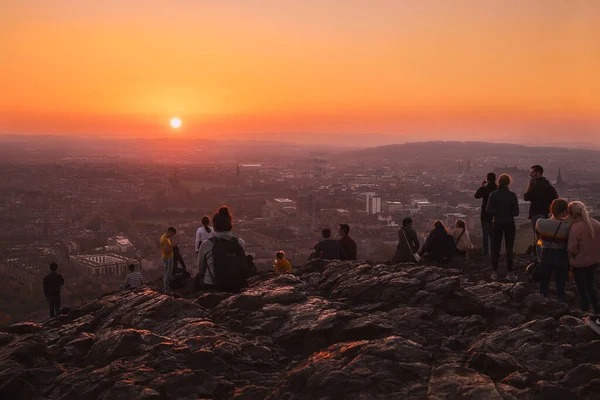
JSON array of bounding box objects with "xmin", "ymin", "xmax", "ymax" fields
[{"xmin": 473, "ymin": 164, "xmax": 600, "ymax": 315}]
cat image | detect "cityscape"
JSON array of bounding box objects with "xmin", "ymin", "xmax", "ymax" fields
[{"xmin": 1, "ymin": 136, "xmax": 599, "ymax": 323}]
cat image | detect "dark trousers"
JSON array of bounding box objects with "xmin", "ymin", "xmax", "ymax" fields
[
  {"xmin": 47, "ymin": 295, "xmax": 61, "ymax": 318},
  {"xmin": 531, "ymin": 214, "xmax": 546, "ymax": 256},
  {"xmin": 491, "ymin": 222, "xmax": 515, "ymax": 271},
  {"xmin": 481, "ymin": 220, "xmax": 492, "ymax": 255},
  {"xmin": 538, "ymin": 248, "xmax": 569, "ymax": 300},
  {"xmin": 573, "ymin": 264, "xmax": 600, "ymax": 313}
]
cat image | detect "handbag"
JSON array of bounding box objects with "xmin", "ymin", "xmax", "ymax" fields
[
  {"xmin": 526, "ymin": 222, "xmax": 562, "ymax": 282},
  {"xmin": 403, "ymin": 229, "xmax": 421, "ymax": 262}
]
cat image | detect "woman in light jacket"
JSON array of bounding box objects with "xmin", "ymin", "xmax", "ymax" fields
[{"xmin": 568, "ymin": 201, "xmax": 600, "ymax": 314}]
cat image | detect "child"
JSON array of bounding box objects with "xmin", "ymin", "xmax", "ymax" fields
[{"xmin": 274, "ymin": 251, "xmax": 292, "ymax": 274}]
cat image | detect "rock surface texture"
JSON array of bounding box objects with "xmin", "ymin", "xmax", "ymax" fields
[{"xmin": 1, "ymin": 258, "xmax": 599, "ymax": 399}]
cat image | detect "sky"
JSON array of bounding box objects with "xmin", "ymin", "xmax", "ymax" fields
[{"xmin": 1, "ymin": 0, "xmax": 599, "ymax": 145}]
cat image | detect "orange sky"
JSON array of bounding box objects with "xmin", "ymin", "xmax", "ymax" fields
[{"xmin": 1, "ymin": 0, "xmax": 599, "ymax": 143}]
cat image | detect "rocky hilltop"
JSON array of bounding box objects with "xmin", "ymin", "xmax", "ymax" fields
[{"xmin": 1, "ymin": 258, "xmax": 599, "ymax": 399}]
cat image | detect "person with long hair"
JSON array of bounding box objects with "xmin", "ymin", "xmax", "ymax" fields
[
  {"xmin": 486, "ymin": 174, "xmax": 519, "ymax": 281},
  {"xmin": 194, "ymin": 215, "xmax": 215, "ymax": 276},
  {"xmin": 453, "ymin": 219, "xmax": 474, "ymax": 262},
  {"xmin": 568, "ymin": 201, "xmax": 600, "ymax": 314},
  {"xmin": 536, "ymin": 199, "xmax": 570, "ymax": 301},
  {"xmin": 419, "ymin": 220, "xmax": 454, "ymax": 263},
  {"xmin": 474, "ymin": 172, "xmax": 497, "ymax": 255}
]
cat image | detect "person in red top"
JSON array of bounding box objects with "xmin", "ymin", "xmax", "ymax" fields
[{"xmin": 338, "ymin": 224, "xmax": 357, "ymax": 260}]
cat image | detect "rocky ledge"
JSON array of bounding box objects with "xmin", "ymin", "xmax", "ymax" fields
[{"xmin": 1, "ymin": 259, "xmax": 599, "ymax": 399}]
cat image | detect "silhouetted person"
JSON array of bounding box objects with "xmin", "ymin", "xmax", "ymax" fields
[
  {"xmin": 120, "ymin": 264, "xmax": 143, "ymax": 290},
  {"xmin": 536, "ymin": 199, "xmax": 570, "ymax": 301},
  {"xmin": 274, "ymin": 250, "xmax": 292, "ymax": 273},
  {"xmin": 524, "ymin": 165, "xmax": 558, "ymax": 255},
  {"xmin": 394, "ymin": 217, "xmax": 420, "ymax": 262},
  {"xmin": 43, "ymin": 262, "xmax": 64, "ymax": 318},
  {"xmin": 568, "ymin": 201, "xmax": 600, "ymax": 314},
  {"xmin": 338, "ymin": 224, "xmax": 357, "ymax": 260},
  {"xmin": 453, "ymin": 219, "xmax": 474, "ymax": 262},
  {"xmin": 160, "ymin": 227, "xmax": 177, "ymax": 292},
  {"xmin": 419, "ymin": 220, "xmax": 454, "ymax": 264},
  {"xmin": 316, "ymin": 228, "xmax": 345, "ymax": 260},
  {"xmin": 487, "ymin": 174, "xmax": 519, "ymax": 281},
  {"xmin": 474, "ymin": 172, "xmax": 497, "ymax": 255}
]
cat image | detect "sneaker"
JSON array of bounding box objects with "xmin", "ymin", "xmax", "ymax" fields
[
  {"xmin": 506, "ymin": 272, "xmax": 519, "ymax": 282},
  {"xmin": 584, "ymin": 315, "xmax": 600, "ymax": 336},
  {"xmin": 491, "ymin": 272, "xmax": 498, "ymax": 281}
]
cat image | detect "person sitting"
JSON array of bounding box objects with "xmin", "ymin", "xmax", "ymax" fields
[
  {"xmin": 196, "ymin": 206, "xmax": 248, "ymax": 292},
  {"xmin": 419, "ymin": 220, "xmax": 455, "ymax": 264},
  {"xmin": 274, "ymin": 251, "xmax": 293, "ymax": 273},
  {"xmin": 338, "ymin": 224, "xmax": 357, "ymax": 260},
  {"xmin": 453, "ymin": 219, "xmax": 474, "ymax": 261},
  {"xmin": 316, "ymin": 228, "xmax": 345, "ymax": 260},
  {"xmin": 120, "ymin": 264, "xmax": 143, "ymax": 290},
  {"xmin": 393, "ymin": 217, "xmax": 420, "ymax": 262}
]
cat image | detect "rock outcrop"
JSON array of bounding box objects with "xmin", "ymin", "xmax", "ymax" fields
[{"xmin": 1, "ymin": 258, "xmax": 599, "ymax": 399}]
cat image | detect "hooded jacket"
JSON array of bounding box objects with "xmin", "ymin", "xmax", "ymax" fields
[{"xmin": 524, "ymin": 177, "xmax": 558, "ymax": 218}]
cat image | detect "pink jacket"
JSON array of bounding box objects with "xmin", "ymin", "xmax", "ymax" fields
[{"xmin": 568, "ymin": 219, "xmax": 600, "ymax": 268}]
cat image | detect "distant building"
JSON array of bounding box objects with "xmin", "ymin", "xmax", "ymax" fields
[
  {"xmin": 106, "ymin": 235, "xmax": 134, "ymax": 253},
  {"xmin": 363, "ymin": 192, "xmax": 382, "ymax": 215},
  {"xmin": 297, "ymin": 193, "xmax": 315, "ymax": 216},
  {"xmin": 70, "ymin": 253, "xmax": 139, "ymax": 276},
  {"xmin": 262, "ymin": 198, "xmax": 297, "ymax": 218},
  {"xmin": 382, "ymin": 201, "xmax": 404, "ymax": 214}
]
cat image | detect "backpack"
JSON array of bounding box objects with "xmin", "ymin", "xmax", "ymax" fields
[
  {"xmin": 208, "ymin": 237, "xmax": 248, "ymax": 293},
  {"xmin": 170, "ymin": 271, "xmax": 190, "ymax": 290}
]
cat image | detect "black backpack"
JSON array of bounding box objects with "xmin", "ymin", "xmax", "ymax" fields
[{"xmin": 208, "ymin": 237, "xmax": 248, "ymax": 293}]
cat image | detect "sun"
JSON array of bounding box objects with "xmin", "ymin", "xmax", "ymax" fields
[{"xmin": 170, "ymin": 117, "xmax": 182, "ymax": 129}]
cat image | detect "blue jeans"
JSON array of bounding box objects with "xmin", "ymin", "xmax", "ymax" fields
[
  {"xmin": 539, "ymin": 248, "xmax": 569, "ymax": 300},
  {"xmin": 481, "ymin": 220, "xmax": 492, "ymax": 255},
  {"xmin": 163, "ymin": 257, "xmax": 173, "ymax": 291},
  {"xmin": 573, "ymin": 264, "xmax": 600, "ymax": 313}
]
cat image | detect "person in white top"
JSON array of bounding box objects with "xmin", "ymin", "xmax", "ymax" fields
[
  {"xmin": 453, "ymin": 219, "xmax": 474, "ymax": 261},
  {"xmin": 194, "ymin": 216, "xmax": 215, "ymax": 276}
]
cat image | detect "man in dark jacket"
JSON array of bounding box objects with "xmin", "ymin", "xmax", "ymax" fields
[
  {"xmin": 524, "ymin": 165, "xmax": 558, "ymax": 255},
  {"xmin": 316, "ymin": 228, "xmax": 345, "ymax": 260},
  {"xmin": 43, "ymin": 262, "xmax": 64, "ymax": 318},
  {"xmin": 474, "ymin": 172, "xmax": 498, "ymax": 255},
  {"xmin": 393, "ymin": 217, "xmax": 420, "ymax": 262}
]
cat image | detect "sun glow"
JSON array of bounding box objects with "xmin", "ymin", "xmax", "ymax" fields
[{"xmin": 170, "ymin": 117, "xmax": 182, "ymax": 129}]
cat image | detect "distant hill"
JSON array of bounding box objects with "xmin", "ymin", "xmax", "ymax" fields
[{"xmin": 337, "ymin": 141, "xmax": 600, "ymax": 161}]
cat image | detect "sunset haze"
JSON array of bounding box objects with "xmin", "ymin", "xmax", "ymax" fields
[{"xmin": 2, "ymin": 0, "xmax": 599, "ymax": 144}]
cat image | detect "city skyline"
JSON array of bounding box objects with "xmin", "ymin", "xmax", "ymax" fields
[{"xmin": 2, "ymin": 1, "xmax": 599, "ymax": 145}]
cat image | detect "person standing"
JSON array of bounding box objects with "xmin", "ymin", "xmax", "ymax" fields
[
  {"xmin": 487, "ymin": 174, "xmax": 519, "ymax": 281},
  {"xmin": 524, "ymin": 165, "xmax": 558, "ymax": 255},
  {"xmin": 474, "ymin": 172, "xmax": 497, "ymax": 255},
  {"xmin": 338, "ymin": 224, "xmax": 357, "ymax": 260},
  {"xmin": 160, "ymin": 227, "xmax": 177, "ymax": 292},
  {"xmin": 195, "ymin": 216, "xmax": 215, "ymax": 254},
  {"xmin": 536, "ymin": 199, "xmax": 570, "ymax": 301},
  {"xmin": 43, "ymin": 262, "xmax": 64, "ymax": 318},
  {"xmin": 568, "ymin": 201, "xmax": 600, "ymax": 315}
]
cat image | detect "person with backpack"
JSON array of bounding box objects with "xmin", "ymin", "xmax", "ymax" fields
[
  {"xmin": 196, "ymin": 206, "xmax": 248, "ymax": 293},
  {"xmin": 524, "ymin": 165, "xmax": 559, "ymax": 255},
  {"xmin": 274, "ymin": 251, "xmax": 292, "ymax": 274},
  {"xmin": 474, "ymin": 172, "xmax": 497, "ymax": 255},
  {"xmin": 393, "ymin": 217, "xmax": 420, "ymax": 262},
  {"xmin": 43, "ymin": 262, "xmax": 64, "ymax": 318},
  {"xmin": 418, "ymin": 220, "xmax": 455, "ymax": 264},
  {"xmin": 536, "ymin": 198, "xmax": 570, "ymax": 301},
  {"xmin": 453, "ymin": 219, "xmax": 474, "ymax": 262},
  {"xmin": 486, "ymin": 174, "xmax": 519, "ymax": 281}
]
